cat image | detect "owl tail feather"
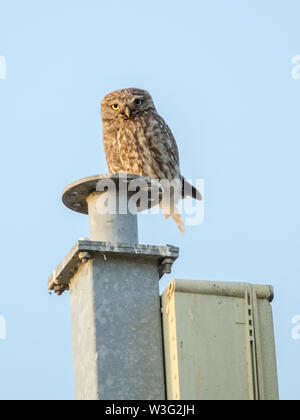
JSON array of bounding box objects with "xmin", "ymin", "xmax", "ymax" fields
[
  {"xmin": 160, "ymin": 203, "xmax": 185, "ymax": 234},
  {"xmin": 172, "ymin": 213, "xmax": 185, "ymax": 235},
  {"xmin": 182, "ymin": 177, "xmax": 202, "ymax": 200}
]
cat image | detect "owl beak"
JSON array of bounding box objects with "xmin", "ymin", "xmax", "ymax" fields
[{"xmin": 124, "ymin": 106, "xmax": 131, "ymax": 119}]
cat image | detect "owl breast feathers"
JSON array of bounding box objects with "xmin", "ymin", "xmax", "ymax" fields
[{"xmin": 101, "ymin": 88, "xmax": 201, "ymax": 233}]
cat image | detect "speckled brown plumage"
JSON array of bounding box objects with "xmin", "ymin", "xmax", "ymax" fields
[{"xmin": 101, "ymin": 88, "xmax": 201, "ymax": 233}]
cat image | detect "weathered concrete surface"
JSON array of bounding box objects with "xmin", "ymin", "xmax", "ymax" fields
[{"xmin": 70, "ymin": 252, "xmax": 169, "ymax": 400}]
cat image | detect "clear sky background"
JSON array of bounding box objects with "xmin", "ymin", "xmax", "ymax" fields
[{"xmin": 0, "ymin": 0, "xmax": 299, "ymax": 400}]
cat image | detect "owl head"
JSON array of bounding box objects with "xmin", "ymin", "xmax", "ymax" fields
[{"xmin": 101, "ymin": 88, "xmax": 156, "ymax": 121}]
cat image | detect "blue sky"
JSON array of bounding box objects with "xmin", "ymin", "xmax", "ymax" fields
[{"xmin": 0, "ymin": 0, "xmax": 299, "ymax": 400}]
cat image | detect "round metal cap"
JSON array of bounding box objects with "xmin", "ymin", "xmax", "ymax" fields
[{"xmin": 62, "ymin": 173, "xmax": 162, "ymax": 214}]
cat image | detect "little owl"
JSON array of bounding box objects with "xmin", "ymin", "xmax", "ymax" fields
[{"xmin": 101, "ymin": 88, "xmax": 201, "ymax": 234}]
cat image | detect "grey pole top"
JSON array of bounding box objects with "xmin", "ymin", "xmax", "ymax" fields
[{"xmin": 62, "ymin": 174, "xmax": 162, "ymax": 244}]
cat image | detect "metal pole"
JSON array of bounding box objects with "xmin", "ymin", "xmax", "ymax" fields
[
  {"xmin": 86, "ymin": 189, "xmax": 138, "ymax": 243},
  {"xmin": 48, "ymin": 174, "xmax": 179, "ymax": 400}
]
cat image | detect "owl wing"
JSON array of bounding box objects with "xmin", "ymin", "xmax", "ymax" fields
[{"xmin": 148, "ymin": 111, "xmax": 181, "ymax": 179}]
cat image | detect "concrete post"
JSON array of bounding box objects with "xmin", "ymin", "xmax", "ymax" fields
[{"xmin": 48, "ymin": 174, "xmax": 179, "ymax": 400}]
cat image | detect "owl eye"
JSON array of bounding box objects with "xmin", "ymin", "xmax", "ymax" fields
[
  {"xmin": 134, "ymin": 99, "xmax": 143, "ymax": 106},
  {"xmin": 111, "ymin": 104, "xmax": 119, "ymax": 111}
]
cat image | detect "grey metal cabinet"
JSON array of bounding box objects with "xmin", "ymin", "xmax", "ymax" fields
[{"xmin": 161, "ymin": 279, "xmax": 279, "ymax": 400}]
